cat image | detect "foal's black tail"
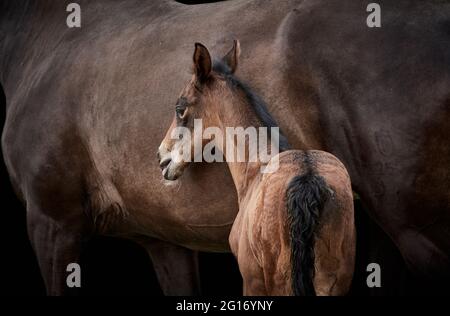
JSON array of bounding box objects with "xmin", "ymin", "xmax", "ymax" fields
[{"xmin": 286, "ymin": 170, "xmax": 330, "ymax": 296}]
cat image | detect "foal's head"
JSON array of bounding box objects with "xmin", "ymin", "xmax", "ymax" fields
[{"xmin": 157, "ymin": 40, "xmax": 242, "ymax": 180}]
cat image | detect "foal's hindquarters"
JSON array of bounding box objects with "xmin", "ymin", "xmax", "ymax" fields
[{"xmin": 229, "ymin": 150, "xmax": 356, "ymax": 296}]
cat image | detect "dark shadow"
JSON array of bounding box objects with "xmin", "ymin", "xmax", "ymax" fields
[
  {"xmin": 79, "ymin": 237, "xmax": 163, "ymax": 296},
  {"xmin": 199, "ymin": 252, "xmax": 242, "ymax": 295}
]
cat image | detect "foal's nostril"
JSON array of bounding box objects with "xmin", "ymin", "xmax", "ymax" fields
[
  {"xmin": 157, "ymin": 151, "xmax": 161, "ymax": 162},
  {"xmin": 159, "ymin": 158, "xmax": 171, "ymax": 170}
]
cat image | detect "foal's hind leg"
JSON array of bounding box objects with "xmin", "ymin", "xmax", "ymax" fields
[
  {"xmin": 236, "ymin": 243, "xmax": 267, "ymax": 296},
  {"xmin": 137, "ymin": 238, "xmax": 201, "ymax": 295},
  {"xmin": 27, "ymin": 206, "xmax": 87, "ymax": 296}
]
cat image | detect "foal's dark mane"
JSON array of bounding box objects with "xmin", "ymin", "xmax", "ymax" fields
[{"xmin": 213, "ymin": 60, "xmax": 290, "ymax": 151}]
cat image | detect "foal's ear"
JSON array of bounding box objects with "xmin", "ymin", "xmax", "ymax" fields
[
  {"xmin": 193, "ymin": 43, "xmax": 212, "ymax": 83},
  {"xmin": 223, "ymin": 39, "xmax": 241, "ymax": 74}
]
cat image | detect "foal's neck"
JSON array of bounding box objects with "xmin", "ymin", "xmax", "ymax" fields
[
  {"xmin": 227, "ymin": 159, "xmax": 263, "ymax": 205},
  {"xmin": 216, "ymin": 90, "xmax": 275, "ymax": 204}
]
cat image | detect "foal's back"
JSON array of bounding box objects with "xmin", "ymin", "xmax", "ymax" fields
[{"xmin": 235, "ymin": 150, "xmax": 355, "ymax": 295}]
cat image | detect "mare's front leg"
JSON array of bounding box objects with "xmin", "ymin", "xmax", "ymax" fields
[
  {"xmin": 27, "ymin": 203, "xmax": 89, "ymax": 296},
  {"xmin": 138, "ymin": 238, "xmax": 201, "ymax": 295}
]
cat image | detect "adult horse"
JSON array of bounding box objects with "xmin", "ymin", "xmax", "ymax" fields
[{"xmin": 1, "ymin": 0, "xmax": 449, "ymax": 295}]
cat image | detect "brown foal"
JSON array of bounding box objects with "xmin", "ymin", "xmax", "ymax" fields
[{"xmin": 158, "ymin": 41, "xmax": 355, "ymax": 295}]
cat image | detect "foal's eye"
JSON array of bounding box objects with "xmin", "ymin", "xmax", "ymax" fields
[{"xmin": 176, "ymin": 106, "xmax": 186, "ymax": 118}]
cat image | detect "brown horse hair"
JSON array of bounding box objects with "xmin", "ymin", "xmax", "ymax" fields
[{"xmin": 286, "ymin": 152, "xmax": 331, "ymax": 296}]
